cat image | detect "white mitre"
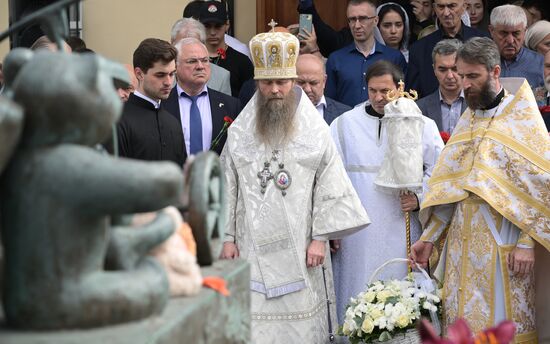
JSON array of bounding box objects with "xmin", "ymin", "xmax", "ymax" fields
[
  {"xmin": 374, "ymin": 82, "xmax": 425, "ymax": 192},
  {"xmin": 249, "ymin": 27, "xmax": 299, "ymax": 80}
]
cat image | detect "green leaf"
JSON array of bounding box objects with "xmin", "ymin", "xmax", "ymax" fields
[
  {"xmin": 354, "ymin": 316, "xmax": 363, "ymax": 327},
  {"xmin": 379, "ymin": 331, "xmax": 393, "ymax": 342},
  {"xmin": 386, "ymin": 296, "xmax": 399, "ymax": 305}
]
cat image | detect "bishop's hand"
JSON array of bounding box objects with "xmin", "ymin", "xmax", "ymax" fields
[
  {"xmin": 410, "ymin": 240, "xmax": 433, "ymax": 269},
  {"xmin": 307, "ymin": 239, "xmax": 326, "ymax": 267},
  {"xmin": 220, "ymin": 242, "xmax": 239, "ymax": 259}
]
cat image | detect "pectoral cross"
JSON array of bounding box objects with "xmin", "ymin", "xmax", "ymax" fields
[
  {"xmin": 268, "ymin": 19, "xmax": 278, "ymax": 32},
  {"xmin": 257, "ymin": 162, "xmax": 273, "ymax": 194}
]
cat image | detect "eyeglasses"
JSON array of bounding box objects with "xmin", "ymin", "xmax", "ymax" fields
[
  {"xmin": 347, "ymin": 15, "xmax": 376, "ymax": 25},
  {"xmin": 183, "ymin": 57, "xmax": 210, "ymax": 66}
]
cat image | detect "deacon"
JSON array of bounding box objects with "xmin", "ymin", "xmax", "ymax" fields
[
  {"xmin": 411, "ymin": 37, "xmax": 550, "ymax": 336},
  {"xmin": 329, "ymin": 60, "xmax": 443, "ymax": 323},
  {"xmin": 219, "ymin": 29, "xmax": 370, "ymax": 343}
]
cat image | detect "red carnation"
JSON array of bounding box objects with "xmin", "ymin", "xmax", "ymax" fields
[
  {"xmin": 216, "ymin": 48, "xmax": 227, "ymax": 60},
  {"xmin": 210, "ymin": 115, "xmax": 234, "ymax": 150},
  {"xmin": 440, "ymin": 131, "xmax": 450, "ymax": 144}
]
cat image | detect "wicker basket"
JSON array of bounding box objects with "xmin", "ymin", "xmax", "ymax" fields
[
  {"xmin": 365, "ymin": 258, "xmax": 437, "ymax": 344},
  {"xmin": 376, "ymin": 328, "xmax": 420, "ymax": 344}
]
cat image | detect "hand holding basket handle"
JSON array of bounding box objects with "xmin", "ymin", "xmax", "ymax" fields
[{"xmin": 410, "ymin": 241, "xmax": 434, "ymax": 269}]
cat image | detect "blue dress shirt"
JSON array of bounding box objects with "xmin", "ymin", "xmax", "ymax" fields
[
  {"xmin": 325, "ymin": 41, "xmax": 407, "ymax": 107},
  {"xmin": 177, "ymin": 84, "xmax": 213, "ymax": 154},
  {"xmin": 439, "ymin": 90, "xmax": 465, "ymax": 133},
  {"xmin": 500, "ymin": 48, "xmax": 544, "ymax": 89}
]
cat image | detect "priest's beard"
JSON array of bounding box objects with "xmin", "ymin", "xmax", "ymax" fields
[
  {"xmin": 255, "ymin": 89, "xmax": 297, "ymax": 146},
  {"xmin": 545, "ymin": 74, "xmax": 550, "ymax": 93},
  {"xmin": 464, "ymin": 76, "xmax": 498, "ymax": 110}
]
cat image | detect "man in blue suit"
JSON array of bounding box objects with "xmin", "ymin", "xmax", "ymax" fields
[
  {"xmin": 296, "ymin": 54, "xmax": 351, "ymax": 125},
  {"xmin": 162, "ymin": 37, "xmax": 241, "ymax": 162},
  {"xmin": 416, "ymin": 39, "xmax": 466, "ymax": 133},
  {"xmin": 406, "ymin": 0, "xmax": 489, "ymax": 98}
]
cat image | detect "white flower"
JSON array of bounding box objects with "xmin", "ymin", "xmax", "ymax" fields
[
  {"xmin": 428, "ymin": 294, "xmax": 441, "ymax": 303},
  {"xmin": 361, "ymin": 317, "xmax": 375, "ymax": 334},
  {"xmin": 369, "ymin": 307, "xmax": 383, "ymax": 320},
  {"xmin": 364, "ymin": 291, "xmax": 376, "ymax": 303},
  {"xmin": 395, "ymin": 314, "xmax": 410, "ymax": 328},
  {"xmin": 373, "ymin": 316, "xmax": 387, "ymax": 329},
  {"xmin": 377, "ymin": 290, "xmax": 393, "ymax": 303},
  {"xmin": 423, "ymin": 301, "xmax": 433, "ymax": 310},
  {"xmin": 384, "ymin": 303, "xmax": 394, "ymax": 317}
]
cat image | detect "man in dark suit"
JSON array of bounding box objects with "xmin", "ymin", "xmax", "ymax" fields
[
  {"xmin": 296, "ymin": 54, "xmax": 351, "ymax": 125},
  {"xmin": 416, "ymin": 39, "xmax": 466, "ymax": 133},
  {"xmin": 406, "ymin": 0, "xmax": 489, "ymax": 98},
  {"xmin": 116, "ymin": 38, "xmax": 185, "ymax": 167},
  {"xmin": 163, "ymin": 37, "xmax": 241, "ymax": 157}
]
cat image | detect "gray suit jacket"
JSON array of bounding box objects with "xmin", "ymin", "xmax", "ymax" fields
[
  {"xmin": 416, "ymin": 90, "xmax": 467, "ymax": 132},
  {"xmin": 208, "ymin": 64, "xmax": 231, "ymax": 96}
]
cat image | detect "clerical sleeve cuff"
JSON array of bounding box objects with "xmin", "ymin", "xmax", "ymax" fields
[
  {"xmin": 224, "ymin": 234, "xmax": 235, "ymax": 243},
  {"xmin": 312, "ymin": 235, "xmax": 327, "ymax": 242},
  {"xmin": 413, "ymin": 193, "xmax": 420, "ymax": 212},
  {"xmin": 517, "ymin": 232, "xmax": 535, "ymax": 248},
  {"xmin": 420, "ymin": 214, "xmax": 445, "ymax": 243}
]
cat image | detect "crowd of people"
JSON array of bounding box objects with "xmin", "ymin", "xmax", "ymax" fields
[{"xmin": 4, "ymin": 0, "xmax": 549, "ymax": 343}]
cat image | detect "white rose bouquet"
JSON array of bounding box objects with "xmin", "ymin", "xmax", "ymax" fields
[{"xmin": 338, "ymin": 259, "xmax": 441, "ymax": 344}]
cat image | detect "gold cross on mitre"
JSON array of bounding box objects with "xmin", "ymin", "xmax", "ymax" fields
[
  {"xmin": 386, "ymin": 79, "xmax": 418, "ymax": 101},
  {"xmin": 268, "ymin": 19, "xmax": 278, "ymax": 32}
]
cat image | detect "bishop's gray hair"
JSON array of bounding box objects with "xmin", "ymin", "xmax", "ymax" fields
[
  {"xmin": 431, "ymin": 39, "xmax": 462, "ymax": 62},
  {"xmin": 170, "ymin": 18, "xmax": 207, "ymax": 44},
  {"xmin": 490, "ymin": 4, "xmax": 527, "ymax": 28},
  {"xmin": 457, "ymin": 37, "xmax": 500, "ymax": 72}
]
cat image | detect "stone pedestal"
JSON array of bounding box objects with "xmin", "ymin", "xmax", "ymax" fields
[{"xmin": 0, "ymin": 259, "xmax": 250, "ymax": 344}]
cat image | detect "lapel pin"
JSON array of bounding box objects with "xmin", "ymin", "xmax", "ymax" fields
[{"xmin": 219, "ymin": 103, "xmax": 224, "ymax": 108}]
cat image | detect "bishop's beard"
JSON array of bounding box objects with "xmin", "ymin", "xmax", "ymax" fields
[
  {"xmin": 464, "ymin": 76, "xmax": 498, "ymax": 110},
  {"xmin": 255, "ymin": 88, "xmax": 297, "ymax": 146}
]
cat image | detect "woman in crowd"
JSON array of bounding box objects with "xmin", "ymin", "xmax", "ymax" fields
[
  {"xmin": 465, "ymin": 0, "xmax": 489, "ymax": 32},
  {"xmin": 376, "ymin": 2, "xmax": 411, "ymax": 61},
  {"xmin": 525, "ymin": 20, "xmax": 550, "ymax": 55}
]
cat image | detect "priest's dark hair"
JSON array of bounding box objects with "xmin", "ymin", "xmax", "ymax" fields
[
  {"xmin": 133, "ymin": 38, "xmax": 178, "ymax": 74},
  {"xmin": 365, "ymin": 60, "xmax": 404, "ymax": 87}
]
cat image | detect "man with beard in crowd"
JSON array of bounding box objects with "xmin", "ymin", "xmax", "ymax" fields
[
  {"xmin": 219, "ymin": 31, "xmax": 370, "ymax": 343},
  {"xmin": 411, "ymin": 37, "xmax": 550, "ymax": 336}
]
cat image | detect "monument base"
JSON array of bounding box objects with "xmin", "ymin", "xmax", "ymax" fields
[{"xmin": 0, "ymin": 259, "xmax": 250, "ymax": 344}]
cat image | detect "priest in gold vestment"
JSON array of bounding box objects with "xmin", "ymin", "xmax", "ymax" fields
[{"xmin": 411, "ymin": 37, "xmax": 550, "ymax": 342}]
